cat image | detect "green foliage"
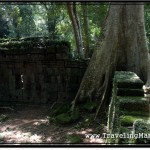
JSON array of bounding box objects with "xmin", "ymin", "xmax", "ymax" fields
[
  {"xmin": 120, "ymin": 115, "xmax": 148, "ymax": 126},
  {"xmin": 83, "ymin": 101, "xmax": 97, "ymax": 112},
  {"xmin": 0, "ymin": 38, "xmax": 71, "ymax": 52},
  {"xmin": 55, "ymin": 113, "xmax": 72, "ymax": 124},
  {"xmin": 0, "ymin": 114, "xmax": 9, "ymax": 122},
  {"xmin": 74, "ymin": 115, "xmax": 94, "ymax": 129},
  {"xmin": 0, "ymin": 2, "xmax": 109, "ymax": 58},
  {"xmin": 67, "ymin": 134, "xmax": 82, "ymax": 143},
  {"xmin": 48, "ymin": 103, "xmax": 79, "ymax": 124},
  {"xmin": 133, "ymin": 119, "xmax": 150, "ymax": 144},
  {"xmin": 51, "ymin": 102, "xmax": 70, "ymax": 117},
  {"xmin": 70, "ymin": 107, "xmax": 79, "ymax": 121}
]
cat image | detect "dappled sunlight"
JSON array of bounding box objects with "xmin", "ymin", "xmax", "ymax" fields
[
  {"xmin": 46, "ymin": 137, "xmax": 52, "ymax": 142},
  {"xmin": 0, "ymin": 118, "xmax": 49, "ymax": 131},
  {"xmin": 84, "ymin": 137, "xmax": 105, "ymax": 143},
  {"xmin": 0, "ymin": 106, "xmax": 107, "ymax": 144},
  {"xmin": 0, "ymin": 130, "xmax": 42, "ymax": 143},
  {"xmin": 0, "ymin": 113, "xmax": 51, "ymax": 143},
  {"xmin": 33, "ymin": 119, "xmax": 49, "ymax": 126},
  {"xmin": 66, "ymin": 127, "xmax": 105, "ymax": 144},
  {"xmin": 0, "ymin": 121, "xmax": 45, "ymax": 143},
  {"xmin": 75, "ymin": 128, "xmax": 93, "ymax": 135}
]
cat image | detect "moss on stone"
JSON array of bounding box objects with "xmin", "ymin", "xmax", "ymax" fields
[
  {"xmin": 133, "ymin": 119, "xmax": 150, "ymax": 144},
  {"xmin": 107, "ymin": 71, "xmax": 149, "ymax": 144},
  {"xmin": 118, "ymin": 96, "xmax": 149, "ymax": 112},
  {"xmin": 120, "ymin": 115, "xmax": 148, "ymax": 126},
  {"xmin": 50, "ymin": 106, "xmax": 80, "ymax": 124},
  {"xmin": 0, "ymin": 37, "xmax": 70, "ymax": 51},
  {"xmin": 120, "ymin": 110, "xmax": 149, "ymax": 117},
  {"xmin": 114, "ymin": 71, "xmax": 144, "ymax": 89}
]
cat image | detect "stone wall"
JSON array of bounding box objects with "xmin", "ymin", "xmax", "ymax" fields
[
  {"xmin": 0, "ymin": 40, "xmax": 88, "ymax": 105},
  {"xmin": 107, "ymin": 71, "xmax": 150, "ymax": 144}
]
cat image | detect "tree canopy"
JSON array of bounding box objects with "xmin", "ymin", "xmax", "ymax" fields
[{"xmin": 0, "ymin": 2, "xmax": 108, "ymax": 58}]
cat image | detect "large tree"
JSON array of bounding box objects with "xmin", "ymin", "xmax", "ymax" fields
[
  {"xmin": 72, "ymin": 3, "xmax": 150, "ymax": 118},
  {"xmin": 81, "ymin": 2, "xmax": 90, "ymax": 58},
  {"xmin": 67, "ymin": 2, "xmax": 84, "ymax": 58}
]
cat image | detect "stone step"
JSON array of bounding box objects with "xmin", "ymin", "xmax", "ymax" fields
[
  {"xmin": 118, "ymin": 96, "xmax": 149, "ymax": 113},
  {"xmin": 120, "ymin": 110, "xmax": 149, "ymax": 117},
  {"xmin": 117, "ymin": 88, "xmax": 144, "ymax": 96},
  {"xmin": 119, "ymin": 115, "xmax": 149, "ymax": 127},
  {"xmin": 114, "ymin": 71, "xmax": 144, "ymax": 89}
]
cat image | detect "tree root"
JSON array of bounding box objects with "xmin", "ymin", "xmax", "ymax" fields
[{"xmin": 94, "ymin": 70, "xmax": 109, "ymax": 120}]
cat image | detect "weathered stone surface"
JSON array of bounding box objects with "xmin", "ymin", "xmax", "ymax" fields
[
  {"xmin": 115, "ymin": 71, "xmax": 144, "ymax": 89},
  {"xmin": 118, "ymin": 96, "xmax": 149, "ymax": 113},
  {"xmin": 120, "ymin": 115, "xmax": 149, "ymax": 126},
  {"xmin": 133, "ymin": 119, "xmax": 150, "ymax": 144},
  {"xmin": 0, "ymin": 39, "xmax": 87, "ymax": 105},
  {"xmin": 107, "ymin": 71, "xmax": 150, "ymax": 144}
]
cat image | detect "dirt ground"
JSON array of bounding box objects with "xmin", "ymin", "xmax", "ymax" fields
[{"xmin": 0, "ymin": 105, "xmax": 107, "ymax": 145}]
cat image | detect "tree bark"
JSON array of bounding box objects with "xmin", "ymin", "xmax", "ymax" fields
[
  {"xmin": 81, "ymin": 2, "xmax": 90, "ymax": 58},
  {"xmin": 67, "ymin": 2, "xmax": 84, "ymax": 58},
  {"xmin": 72, "ymin": 3, "xmax": 150, "ymax": 116}
]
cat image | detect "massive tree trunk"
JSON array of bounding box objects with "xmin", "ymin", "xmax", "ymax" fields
[
  {"xmin": 72, "ymin": 3, "xmax": 150, "ymax": 116},
  {"xmin": 67, "ymin": 2, "xmax": 84, "ymax": 58}
]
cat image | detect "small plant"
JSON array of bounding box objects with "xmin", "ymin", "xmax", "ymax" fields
[
  {"xmin": 83, "ymin": 101, "xmax": 96, "ymax": 112},
  {"xmin": 74, "ymin": 116, "xmax": 93, "ymax": 130},
  {"xmin": 0, "ymin": 114, "xmax": 9, "ymax": 122},
  {"xmin": 71, "ymin": 107, "xmax": 79, "ymax": 121},
  {"xmin": 67, "ymin": 134, "xmax": 82, "ymax": 143},
  {"xmin": 48, "ymin": 105, "xmax": 80, "ymax": 124},
  {"xmin": 51, "ymin": 102, "xmax": 70, "ymax": 116},
  {"xmin": 55, "ymin": 113, "xmax": 72, "ymax": 124}
]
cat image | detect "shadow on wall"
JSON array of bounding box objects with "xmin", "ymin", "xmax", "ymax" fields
[{"xmin": 0, "ymin": 39, "xmax": 88, "ymax": 105}]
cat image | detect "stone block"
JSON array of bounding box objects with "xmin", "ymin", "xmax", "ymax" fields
[
  {"xmin": 56, "ymin": 53, "xmax": 68, "ymax": 60},
  {"xmin": 46, "ymin": 45, "xmax": 56, "ymax": 53},
  {"xmin": 42, "ymin": 61, "xmax": 64, "ymax": 68},
  {"xmin": 65, "ymin": 61, "xmax": 79, "ymax": 68},
  {"xmin": 114, "ymin": 71, "xmax": 144, "ymax": 89},
  {"xmin": 118, "ymin": 96, "xmax": 149, "ymax": 113}
]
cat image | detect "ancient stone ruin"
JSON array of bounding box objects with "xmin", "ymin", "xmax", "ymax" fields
[
  {"xmin": 0, "ymin": 38, "xmax": 87, "ymax": 106},
  {"xmin": 107, "ymin": 71, "xmax": 150, "ymax": 144}
]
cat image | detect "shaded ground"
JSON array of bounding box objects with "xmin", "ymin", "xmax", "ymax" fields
[{"xmin": 0, "ymin": 105, "xmax": 107, "ymax": 144}]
